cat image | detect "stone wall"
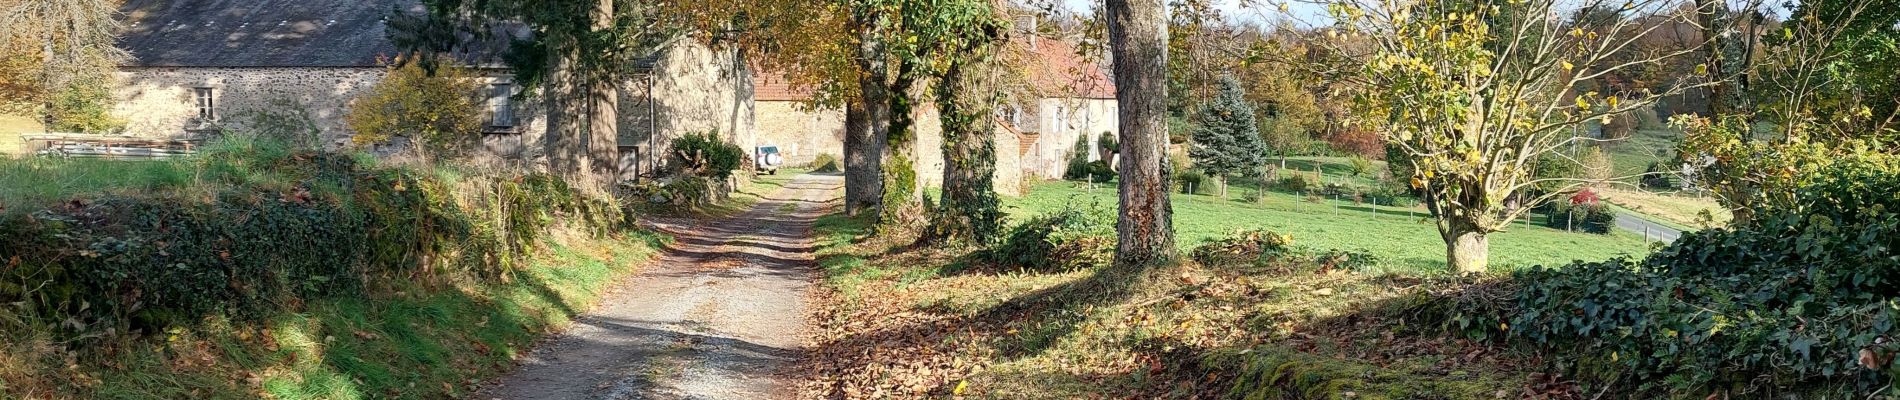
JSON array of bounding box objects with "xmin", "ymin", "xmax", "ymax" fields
[
  {"xmin": 112, "ymin": 67, "xmax": 546, "ymax": 154},
  {"xmin": 755, "ymin": 101, "xmax": 844, "ymax": 165},
  {"xmin": 1023, "ymin": 97, "xmax": 1118, "ymax": 179},
  {"xmin": 619, "ymin": 40, "xmax": 756, "ymax": 179}
]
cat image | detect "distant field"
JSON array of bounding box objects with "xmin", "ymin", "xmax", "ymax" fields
[
  {"xmin": 1005, "ymin": 180, "xmax": 1655, "ymax": 274},
  {"xmin": 1, "ymin": 114, "xmax": 42, "ymax": 155},
  {"xmin": 1605, "ymin": 128, "xmax": 1682, "ymax": 182},
  {"xmin": 1600, "ymin": 187, "xmax": 1730, "ymax": 229}
]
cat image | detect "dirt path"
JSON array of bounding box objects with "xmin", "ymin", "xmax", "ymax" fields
[{"xmin": 480, "ymin": 173, "xmax": 842, "ymax": 400}]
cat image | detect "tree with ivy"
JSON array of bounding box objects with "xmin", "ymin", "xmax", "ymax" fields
[
  {"xmin": 915, "ymin": 0, "xmax": 1007, "ymax": 244},
  {"xmin": 1188, "ymin": 76, "xmax": 1267, "ymax": 197},
  {"xmin": 1296, "ymin": 0, "xmax": 1731, "ymax": 273}
]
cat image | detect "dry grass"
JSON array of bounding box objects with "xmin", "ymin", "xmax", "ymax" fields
[
  {"xmin": 1597, "ymin": 187, "xmax": 1730, "ymax": 229},
  {"xmin": 0, "ymin": 114, "xmax": 44, "ymax": 156},
  {"xmin": 803, "ymin": 216, "xmax": 1538, "ymax": 399}
]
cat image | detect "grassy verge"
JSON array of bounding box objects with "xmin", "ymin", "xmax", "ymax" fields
[
  {"xmin": 2, "ymin": 232, "xmax": 660, "ymax": 399},
  {"xmin": 0, "ymin": 136, "xmax": 674, "ymax": 398},
  {"xmin": 1597, "ymin": 187, "xmax": 1728, "ymax": 229},
  {"xmin": 1007, "ymin": 180, "xmax": 1651, "ymax": 273}
]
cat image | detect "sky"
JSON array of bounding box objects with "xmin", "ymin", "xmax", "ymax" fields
[{"xmin": 1054, "ymin": 0, "xmax": 1330, "ymax": 27}]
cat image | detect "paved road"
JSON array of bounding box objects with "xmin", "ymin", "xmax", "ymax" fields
[
  {"xmin": 478, "ymin": 174, "xmax": 842, "ymax": 400},
  {"xmin": 1615, "ymin": 212, "xmax": 1682, "ymax": 243}
]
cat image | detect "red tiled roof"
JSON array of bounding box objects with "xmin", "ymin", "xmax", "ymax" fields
[
  {"xmin": 1018, "ymin": 37, "xmax": 1116, "ymax": 99},
  {"xmin": 754, "ymin": 70, "xmax": 815, "ymax": 102}
]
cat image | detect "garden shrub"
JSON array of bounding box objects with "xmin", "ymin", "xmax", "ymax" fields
[
  {"xmin": 1509, "ymin": 161, "xmax": 1900, "ymax": 395},
  {"xmin": 0, "ymin": 143, "xmax": 629, "ymax": 341},
  {"xmin": 1086, "ymin": 160, "xmax": 1109, "ymax": 183},
  {"xmin": 1541, "ymin": 202, "xmax": 1616, "ymax": 234},
  {"xmin": 811, "ymin": 153, "xmax": 841, "ymax": 172},
  {"xmin": 1364, "ymin": 182, "xmax": 1419, "ymax": 208},
  {"xmin": 1175, "ymin": 169, "xmax": 1209, "ymax": 194},
  {"xmin": 978, "ymin": 201, "xmax": 1115, "ymax": 271},
  {"xmin": 670, "ymin": 131, "xmax": 744, "ymax": 179},
  {"xmin": 1274, "ymin": 174, "xmax": 1313, "ymax": 193},
  {"xmin": 345, "ymin": 63, "xmax": 484, "ymax": 160}
]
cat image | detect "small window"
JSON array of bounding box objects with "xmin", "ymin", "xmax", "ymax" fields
[
  {"xmin": 488, "ymin": 84, "xmax": 515, "ymax": 127},
  {"xmin": 193, "ymin": 87, "xmax": 216, "ymax": 121}
]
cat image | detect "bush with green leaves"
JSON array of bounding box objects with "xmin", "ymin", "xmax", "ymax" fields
[
  {"xmin": 1274, "ymin": 174, "xmax": 1313, "ymax": 193},
  {"xmin": 669, "ymin": 131, "xmax": 743, "ymax": 179},
  {"xmin": 1540, "ymin": 202, "xmax": 1616, "ymax": 235},
  {"xmin": 344, "ymin": 63, "xmax": 484, "ymax": 161},
  {"xmin": 1175, "ymin": 169, "xmax": 1209, "ymax": 194},
  {"xmin": 0, "ymin": 137, "xmax": 629, "ymax": 340},
  {"xmin": 1509, "ymin": 161, "xmax": 1900, "ymax": 395},
  {"xmin": 977, "ymin": 200, "xmax": 1115, "ymax": 271}
]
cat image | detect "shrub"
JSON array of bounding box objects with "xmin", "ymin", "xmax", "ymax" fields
[
  {"xmin": 1274, "ymin": 174, "xmax": 1313, "ymax": 193},
  {"xmin": 1542, "ymin": 202, "xmax": 1615, "ymax": 234},
  {"xmin": 0, "ymin": 144, "xmax": 628, "ymax": 339},
  {"xmin": 1509, "ymin": 161, "xmax": 1900, "ymax": 395},
  {"xmin": 1175, "ymin": 169, "xmax": 1209, "ymax": 194},
  {"xmin": 1347, "ymin": 155, "xmax": 1373, "ymax": 177},
  {"xmin": 1365, "ymin": 179, "xmax": 1419, "ymax": 208},
  {"xmin": 1063, "ymin": 138, "xmax": 1090, "ymax": 180},
  {"xmin": 978, "ymin": 201, "xmax": 1115, "ymax": 271},
  {"xmin": 1078, "ymin": 160, "xmax": 1116, "ymax": 183},
  {"xmin": 1190, "ymin": 229, "xmax": 1294, "ymax": 269},
  {"xmin": 669, "ymin": 131, "xmax": 743, "ymax": 179},
  {"xmin": 345, "ymin": 62, "xmax": 484, "ymax": 161},
  {"xmin": 811, "ymin": 153, "xmax": 841, "ymax": 172},
  {"xmin": 46, "ymin": 77, "xmax": 124, "ymax": 134}
]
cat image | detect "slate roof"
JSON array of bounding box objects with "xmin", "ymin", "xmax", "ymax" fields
[{"xmin": 116, "ymin": 0, "xmax": 430, "ymax": 67}]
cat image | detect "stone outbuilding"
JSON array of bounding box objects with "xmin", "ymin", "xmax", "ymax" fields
[{"xmin": 110, "ymin": 0, "xmax": 753, "ymax": 179}]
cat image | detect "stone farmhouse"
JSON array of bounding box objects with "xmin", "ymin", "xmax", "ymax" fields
[
  {"xmin": 754, "ymin": 33, "xmax": 1118, "ymax": 194},
  {"xmin": 108, "ymin": 0, "xmax": 1113, "ymax": 195},
  {"xmin": 110, "ymin": 0, "xmax": 753, "ymax": 179}
]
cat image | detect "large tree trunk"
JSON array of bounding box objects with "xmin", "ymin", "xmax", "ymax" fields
[
  {"xmin": 544, "ymin": 38, "xmax": 581, "ymax": 177},
  {"xmin": 1445, "ymin": 222, "xmax": 1490, "ymax": 274},
  {"xmin": 927, "ymin": 55, "xmax": 1001, "ymax": 243},
  {"xmin": 877, "ymin": 59, "xmax": 923, "ymax": 228},
  {"xmin": 584, "ymin": 0, "xmax": 618, "ymax": 186},
  {"xmin": 1106, "ymin": 0, "xmax": 1176, "ymax": 267},
  {"xmin": 846, "ymin": 11, "xmax": 890, "ymax": 218},
  {"xmin": 844, "ymin": 98, "xmax": 886, "ymax": 216}
]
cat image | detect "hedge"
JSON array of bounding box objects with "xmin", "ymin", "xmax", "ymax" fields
[{"xmin": 0, "ymin": 150, "xmax": 629, "ymax": 341}]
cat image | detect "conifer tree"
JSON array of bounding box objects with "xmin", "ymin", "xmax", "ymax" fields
[{"xmin": 1188, "ymin": 76, "xmax": 1268, "ymax": 196}]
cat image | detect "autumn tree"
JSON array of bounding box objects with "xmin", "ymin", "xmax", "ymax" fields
[
  {"xmin": 0, "ymin": 0, "xmax": 128, "ymax": 132},
  {"xmin": 1305, "ymin": 0, "xmax": 1725, "ymax": 273},
  {"xmin": 1675, "ymin": 0, "xmax": 1900, "ymax": 224},
  {"xmin": 407, "ymin": 0, "xmax": 667, "ymax": 183},
  {"xmin": 345, "ymin": 63, "xmax": 484, "ymax": 162},
  {"xmin": 1107, "ymin": 0, "xmax": 1176, "ymax": 267}
]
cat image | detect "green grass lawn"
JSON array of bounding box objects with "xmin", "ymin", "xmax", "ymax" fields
[{"xmin": 1005, "ymin": 180, "xmax": 1656, "ymax": 273}]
